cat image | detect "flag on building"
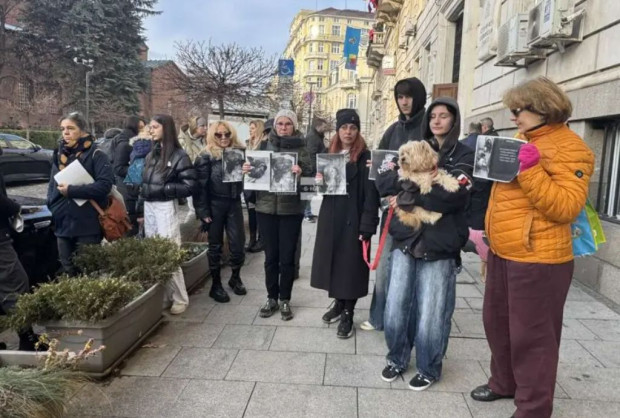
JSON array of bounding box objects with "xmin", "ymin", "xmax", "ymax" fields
[{"xmin": 343, "ymin": 26, "xmax": 361, "ymax": 71}]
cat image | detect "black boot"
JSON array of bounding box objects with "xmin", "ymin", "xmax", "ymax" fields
[
  {"xmin": 248, "ymin": 239, "xmax": 264, "ymax": 253},
  {"xmin": 18, "ymin": 328, "xmax": 47, "ymax": 351},
  {"xmin": 228, "ymin": 268, "xmax": 247, "ymax": 295},
  {"xmin": 337, "ymin": 310, "xmax": 354, "ymax": 339},
  {"xmin": 209, "ymin": 269, "xmax": 230, "ymax": 303},
  {"xmin": 322, "ymin": 300, "xmax": 344, "ymax": 324}
]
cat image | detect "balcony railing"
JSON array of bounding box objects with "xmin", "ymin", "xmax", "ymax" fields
[
  {"xmin": 305, "ymin": 69, "xmax": 329, "ymax": 77},
  {"xmin": 367, "ymin": 31, "xmax": 386, "ymax": 70},
  {"xmin": 305, "ymin": 52, "xmax": 330, "ymax": 60}
]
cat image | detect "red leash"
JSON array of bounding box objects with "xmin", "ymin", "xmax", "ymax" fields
[{"xmin": 363, "ymin": 206, "xmax": 394, "ymax": 270}]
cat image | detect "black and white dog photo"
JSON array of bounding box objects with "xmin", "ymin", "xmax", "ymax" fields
[
  {"xmin": 369, "ymin": 150, "xmax": 399, "ymax": 180},
  {"xmin": 316, "ymin": 153, "xmax": 347, "ymax": 195},
  {"xmin": 222, "ymin": 148, "xmax": 245, "ymax": 183},
  {"xmin": 244, "ymin": 150, "xmax": 271, "ymax": 191},
  {"xmin": 270, "ymin": 152, "xmax": 297, "ymax": 193}
]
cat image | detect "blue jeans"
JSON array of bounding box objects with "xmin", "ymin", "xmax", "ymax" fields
[
  {"xmin": 384, "ymin": 250, "xmax": 456, "ymax": 380},
  {"xmin": 304, "ymin": 200, "xmax": 314, "ymax": 218},
  {"xmin": 368, "ymin": 233, "xmax": 393, "ymax": 330}
]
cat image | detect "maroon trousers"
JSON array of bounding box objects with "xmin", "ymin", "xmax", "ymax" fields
[{"xmin": 483, "ymin": 252, "xmax": 573, "ymax": 418}]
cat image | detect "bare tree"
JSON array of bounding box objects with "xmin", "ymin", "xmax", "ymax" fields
[
  {"xmin": 166, "ymin": 40, "xmax": 277, "ymax": 119},
  {"xmin": 0, "ymin": 0, "xmax": 23, "ymax": 77}
]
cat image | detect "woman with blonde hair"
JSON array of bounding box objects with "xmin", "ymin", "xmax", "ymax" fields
[
  {"xmin": 194, "ymin": 121, "xmax": 247, "ymax": 303},
  {"xmin": 244, "ymin": 119, "xmax": 266, "ymax": 252},
  {"xmin": 470, "ymin": 77, "xmax": 595, "ymax": 418}
]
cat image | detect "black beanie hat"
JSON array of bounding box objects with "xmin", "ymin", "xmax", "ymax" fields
[{"xmin": 336, "ymin": 109, "xmax": 360, "ymax": 131}]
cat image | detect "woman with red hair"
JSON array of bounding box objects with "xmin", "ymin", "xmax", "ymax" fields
[{"xmin": 311, "ymin": 109, "xmax": 380, "ymax": 339}]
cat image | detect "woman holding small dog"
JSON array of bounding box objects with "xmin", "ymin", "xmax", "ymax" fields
[
  {"xmin": 470, "ymin": 77, "xmax": 595, "ymax": 418},
  {"xmin": 194, "ymin": 121, "xmax": 247, "ymax": 303},
  {"xmin": 310, "ymin": 109, "xmax": 380, "ymax": 339},
  {"xmin": 375, "ymin": 97, "xmax": 474, "ymax": 390}
]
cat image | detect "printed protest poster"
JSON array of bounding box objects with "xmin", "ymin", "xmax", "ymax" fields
[
  {"xmin": 270, "ymin": 152, "xmax": 297, "ymax": 193},
  {"xmin": 369, "ymin": 150, "xmax": 399, "ymax": 180},
  {"xmin": 244, "ymin": 150, "xmax": 271, "ymax": 191},
  {"xmin": 473, "ymin": 135, "xmax": 526, "ymax": 182},
  {"xmin": 222, "ymin": 148, "xmax": 245, "ymax": 183},
  {"xmin": 316, "ymin": 153, "xmax": 347, "ymax": 195},
  {"xmin": 300, "ymin": 177, "xmax": 318, "ymax": 200}
]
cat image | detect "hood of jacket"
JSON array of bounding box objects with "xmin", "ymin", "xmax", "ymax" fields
[
  {"xmin": 131, "ymin": 138, "xmax": 152, "ymax": 159},
  {"xmin": 394, "ymin": 77, "xmax": 427, "ymax": 120},
  {"xmin": 422, "ymin": 97, "xmax": 461, "ymax": 158}
]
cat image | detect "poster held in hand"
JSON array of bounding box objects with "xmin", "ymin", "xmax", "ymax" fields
[
  {"xmin": 473, "ymin": 135, "xmax": 526, "ymax": 182},
  {"xmin": 316, "ymin": 153, "xmax": 347, "ymax": 195},
  {"xmin": 222, "ymin": 148, "xmax": 245, "ymax": 183},
  {"xmin": 244, "ymin": 150, "xmax": 271, "ymax": 191},
  {"xmin": 369, "ymin": 150, "xmax": 399, "ymax": 180},
  {"xmin": 270, "ymin": 152, "xmax": 297, "ymax": 193},
  {"xmin": 53, "ymin": 159, "xmax": 94, "ymax": 206}
]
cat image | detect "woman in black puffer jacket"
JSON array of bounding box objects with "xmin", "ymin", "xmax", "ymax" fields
[
  {"xmin": 140, "ymin": 114, "xmax": 196, "ymax": 315},
  {"xmin": 194, "ymin": 121, "xmax": 247, "ymax": 303}
]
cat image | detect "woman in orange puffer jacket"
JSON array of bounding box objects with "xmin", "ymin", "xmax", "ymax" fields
[{"xmin": 469, "ymin": 77, "xmax": 595, "ymax": 418}]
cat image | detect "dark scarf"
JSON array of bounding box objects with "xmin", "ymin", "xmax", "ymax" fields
[{"xmin": 59, "ymin": 136, "xmax": 93, "ymax": 170}]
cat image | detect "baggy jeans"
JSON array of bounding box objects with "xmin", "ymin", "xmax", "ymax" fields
[
  {"xmin": 483, "ymin": 252, "xmax": 573, "ymax": 418},
  {"xmin": 144, "ymin": 200, "xmax": 189, "ymax": 306},
  {"xmin": 384, "ymin": 250, "xmax": 456, "ymax": 380},
  {"xmin": 368, "ymin": 233, "xmax": 393, "ymax": 330}
]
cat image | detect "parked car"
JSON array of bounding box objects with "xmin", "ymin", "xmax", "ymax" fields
[
  {"xmin": 0, "ymin": 133, "xmax": 54, "ymax": 183},
  {"xmin": 9, "ymin": 194, "xmax": 59, "ymax": 287}
]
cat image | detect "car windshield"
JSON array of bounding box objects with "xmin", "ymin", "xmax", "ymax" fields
[{"xmin": 0, "ymin": 134, "xmax": 34, "ymax": 150}]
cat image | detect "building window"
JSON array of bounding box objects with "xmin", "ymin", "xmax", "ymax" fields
[
  {"xmin": 318, "ymin": 60, "xmax": 325, "ymax": 70},
  {"xmin": 452, "ymin": 15, "xmax": 463, "ymax": 83},
  {"xmin": 334, "ymin": 18, "xmax": 340, "ymax": 23},
  {"xmin": 318, "ymin": 42, "xmax": 324, "ymax": 53},
  {"xmin": 365, "ymin": 21, "xmax": 369, "ymax": 26},
  {"xmin": 309, "ymin": 43, "xmax": 314, "ymax": 53},
  {"xmin": 331, "ymin": 71, "xmax": 339, "ymax": 86},
  {"xmin": 317, "ymin": 78, "xmax": 324, "ymax": 88},
  {"xmin": 347, "ymin": 19, "xmax": 352, "ymax": 24},
  {"xmin": 597, "ymin": 121, "xmax": 620, "ymax": 220},
  {"xmin": 319, "ymin": 25, "xmax": 325, "ymax": 35},
  {"xmin": 319, "ymin": 17, "xmax": 325, "ymax": 22},
  {"xmin": 331, "ymin": 43, "xmax": 341, "ymax": 54},
  {"xmin": 309, "ymin": 60, "xmax": 316, "ymax": 70},
  {"xmin": 332, "ymin": 25, "xmax": 341, "ymax": 36},
  {"xmin": 348, "ymin": 70, "xmax": 355, "ymax": 81},
  {"xmin": 347, "ymin": 93, "xmax": 357, "ymax": 109},
  {"xmin": 330, "ymin": 60, "xmax": 339, "ymax": 70}
]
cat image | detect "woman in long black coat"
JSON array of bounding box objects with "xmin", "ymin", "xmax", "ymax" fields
[{"xmin": 311, "ymin": 109, "xmax": 380, "ymax": 339}]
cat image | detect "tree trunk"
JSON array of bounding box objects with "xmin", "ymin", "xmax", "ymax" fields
[{"xmin": 218, "ymin": 96, "xmax": 225, "ymax": 120}]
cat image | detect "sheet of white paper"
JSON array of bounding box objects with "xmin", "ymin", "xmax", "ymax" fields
[{"xmin": 53, "ymin": 160, "xmax": 94, "ymax": 206}]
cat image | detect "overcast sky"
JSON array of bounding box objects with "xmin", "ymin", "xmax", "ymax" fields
[{"xmin": 143, "ymin": 0, "xmax": 368, "ymax": 60}]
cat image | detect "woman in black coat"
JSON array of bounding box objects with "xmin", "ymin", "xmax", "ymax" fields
[{"xmin": 310, "ymin": 109, "xmax": 380, "ymax": 339}]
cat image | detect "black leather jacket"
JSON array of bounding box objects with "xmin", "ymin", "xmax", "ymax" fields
[
  {"xmin": 140, "ymin": 144, "xmax": 196, "ymax": 202},
  {"xmin": 193, "ymin": 152, "xmax": 243, "ymax": 219}
]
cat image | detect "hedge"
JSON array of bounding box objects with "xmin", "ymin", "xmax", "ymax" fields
[{"xmin": 0, "ymin": 130, "xmax": 59, "ymax": 150}]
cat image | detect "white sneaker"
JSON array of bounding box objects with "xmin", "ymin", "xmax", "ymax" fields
[
  {"xmin": 170, "ymin": 303, "xmax": 188, "ymax": 315},
  {"xmin": 360, "ymin": 320, "xmax": 376, "ymax": 331}
]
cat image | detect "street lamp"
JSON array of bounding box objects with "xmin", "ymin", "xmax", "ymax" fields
[
  {"xmin": 73, "ymin": 57, "xmax": 95, "ymax": 133},
  {"xmin": 305, "ymin": 79, "xmax": 317, "ymax": 134}
]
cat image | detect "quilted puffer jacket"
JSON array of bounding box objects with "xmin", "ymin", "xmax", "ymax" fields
[{"xmin": 485, "ymin": 123, "xmax": 595, "ymax": 264}]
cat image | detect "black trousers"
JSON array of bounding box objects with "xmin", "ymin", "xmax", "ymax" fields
[
  {"xmin": 244, "ymin": 191, "xmax": 258, "ymax": 243},
  {"xmin": 208, "ymin": 198, "xmax": 246, "ymax": 271},
  {"xmin": 0, "ymin": 241, "xmax": 29, "ymax": 313},
  {"xmin": 337, "ymin": 299, "xmax": 358, "ymax": 311},
  {"xmin": 57, "ymin": 234, "xmax": 102, "ymax": 276},
  {"xmin": 257, "ymin": 213, "xmax": 303, "ymax": 301}
]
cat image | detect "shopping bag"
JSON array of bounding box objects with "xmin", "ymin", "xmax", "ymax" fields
[{"xmin": 571, "ymin": 200, "xmax": 606, "ymax": 257}]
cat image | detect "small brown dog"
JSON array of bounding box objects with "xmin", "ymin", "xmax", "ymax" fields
[{"xmin": 395, "ymin": 140, "xmax": 460, "ymax": 230}]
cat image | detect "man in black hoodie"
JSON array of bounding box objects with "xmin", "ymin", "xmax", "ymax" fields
[
  {"xmin": 361, "ymin": 77, "xmax": 427, "ymax": 332},
  {"xmin": 376, "ymin": 97, "xmax": 474, "ymax": 390}
]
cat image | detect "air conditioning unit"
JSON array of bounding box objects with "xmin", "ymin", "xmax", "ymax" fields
[
  {"xmin": 496, "ymin": 14, "xmax": 545, "ymax": 66},
  {"xmin": 527, "ymin": 0, "xmax": 584, "ymax": 49}
]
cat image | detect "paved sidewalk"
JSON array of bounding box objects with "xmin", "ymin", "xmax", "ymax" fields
[{"xmin": 62, "ymin": 206, "xmax": 620, "ymax": 417}]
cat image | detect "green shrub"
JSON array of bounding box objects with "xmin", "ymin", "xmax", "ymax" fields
[
  {"xmin": 1, "ymin": 276, "xmax": 142, "ymax": 331},
  {"xmin": 0, "ymin": 129, "xmax": 59, "ymax": 150},
  {"xmin": 181, "ymin": 242, "xmax": 208, "ymax": 263},
  {"xmin": 74, "ymin": 237, "xmax": 185, "ymax": 289}
]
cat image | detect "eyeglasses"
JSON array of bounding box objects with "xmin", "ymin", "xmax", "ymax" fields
[{"xmin": 215, "ymin": 132, "xmax": 232, "ymax": 139}]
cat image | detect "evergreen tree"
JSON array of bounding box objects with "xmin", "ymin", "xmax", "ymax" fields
[{"xmin": 14, "ymin": 0, "xmax": 158, "ymax": 125}]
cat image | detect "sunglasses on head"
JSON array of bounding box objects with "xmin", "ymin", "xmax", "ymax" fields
[{"xmin": 215, "ymin": 132, "xmax": 232, "ymax": 139}]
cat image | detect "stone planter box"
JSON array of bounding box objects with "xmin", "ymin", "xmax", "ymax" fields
[
  {"xmin": 181, "ymin": 243, "xmax": 209, "ymax": 292},
  {"xmin": 0, "ymin": 284, "xmax": 164, "ymax": 377}
]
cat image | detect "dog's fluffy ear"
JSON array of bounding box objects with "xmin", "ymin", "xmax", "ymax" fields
[{"xmin": 424, "ymin": 137, "xmax": 440, "ymax": 152}]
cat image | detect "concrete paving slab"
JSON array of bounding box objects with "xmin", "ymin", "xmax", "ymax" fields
[
  {"xmin": 324, "ymin": 353, "xmax": 391, "ymax": 389},
  {"xmin": 269, "ymin": 326, "xmax": 355, "ymax": 354},
  {"xmin": 356, "ymin": 328, "xmax": 387, "ymax": 356},
  {"xmin": 226, "ymin": 349, "xmax": 325, "ymax": 385},
  {"xmin": 465, "ymin": 297, "xmax": 483, "ymax": 311},
  {"xmin": 559, "ymin": 339, "xmax": 605, "ymax": 367},
  {"xmin": 557, "ymin": 365, "xmax": 620, "ymax": 401},
  {"xmin": 552, "ymin": 399, "xmax": 620, "ymax": 417},
  {"xmin": 239, "ymin": 287, "xmax": 329, "ymax": 309},
  {"xmin": 162, "ymin": 299, "xmax": 216, "ymax": 323},
  {"xmin": 68, "ymin": 376, "xmax": 189, "ymax": 417},
  {"xmin": 563, "ymin": 301, "xmax": 620, "ymax": 320},
  {"xmin": 580, "ymin": 319, "xmax": 620, "ymax": 341},
  {"xmin": 358, "ymin": 388, "xmax": 472, "ymax": 418},
  {"xmin": 252, "ymin": 306, "xmax": 329, "ymax": 328},
  {"xmin": 121, "ymin": 345, "xmax": 181, "ymax": 377},
  {"xmin": 579, "ymin": 340, "xmax": 620, "ymax": 368},
  {"xmin": 147, "ymin": 321, "xmax": 225, "ymax": 348},
  {"xmin": 162, "ymin": 347, "xmax": 238, "ymax": 379},
  {"xmin": 445, "ymin": 337, "xmax": 491, "ymax": 361},
  {"xmin": 464, "ymin": 395, "xmax": 516, "ymax": 418},
  {"xmin": 244, "ymin": 382, "xmax": 357, "ymax": 418},
  {"xmin": 205, "ymin": 304, "xmax": 260, "ymax": 325},
  {"xmin": 456, "ymin": 284, "xmax": 483, "ymax": 298},
  {"xmin": 391, "ymin": 359, "xmax": 487, "ymax": 393},
  {"xmin": 166, "ymin": 379, "xmax": 255, "ymax": 418},
  {"xmin": 452, "ymin": 311, "xmax": 486, "ymax": 336},
  {"xmin": 212, "ymin": 324, "xmax": 276, "ymax": 351},
  {"xmin": 561, "ymin": 318, "xmax": 599, "ymax": 340}
]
